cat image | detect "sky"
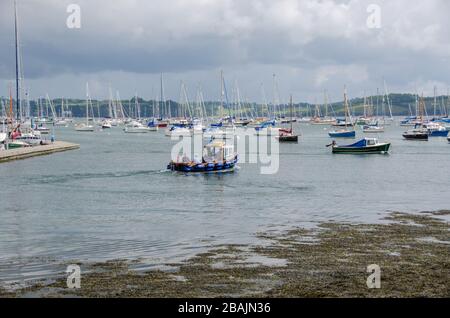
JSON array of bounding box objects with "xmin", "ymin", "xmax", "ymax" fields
[{"xmin": 0, "ymin": 0, "xmax": 449, "ymax": 103}]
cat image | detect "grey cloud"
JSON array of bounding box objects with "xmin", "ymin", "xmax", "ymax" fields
[{"xmin": 0, "ymin": 0, "xmax": 449, "ymax": 101}]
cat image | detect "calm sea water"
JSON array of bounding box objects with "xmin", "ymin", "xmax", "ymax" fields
[{"xmin": 1, "ymin": 120, "xmax": 449, "ymax": 286}]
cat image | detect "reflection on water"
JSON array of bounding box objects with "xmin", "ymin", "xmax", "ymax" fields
[{"xmin": 1, "ymin": 121, "xmax": 449, "ymax": 285}]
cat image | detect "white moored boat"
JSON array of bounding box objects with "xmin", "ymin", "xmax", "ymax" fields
[
  {"xmin": 165, "ymin": 126, "xmax": 191, "ymax": 137},
  {"xmin": 124, "ymin": 121, "xmax": 151, "ymax": 133},
  {"xmin": 14, "ymin": 131, "xmax": 42, "ymax": 146},
  {"xmin": 101, "ymin": 120, "xmax": 112, "ymax": 129},
  {"xmin": 75, "ymin": 83, "xmax": 95, "ymax": 132},
  {"xmin": 34, "ymin": 123, "xmax": 50, "ymax": 134},
  {"xmin": 362, "ymin": 125, "xmax": 384, "ymax": 133},
  {"xmin": 75, "ymin": 123, "xmax": 95, "ymax": 132},
  {"xmin": 54, "ymin": 119, "xmax": 69, "ymax": 127}
]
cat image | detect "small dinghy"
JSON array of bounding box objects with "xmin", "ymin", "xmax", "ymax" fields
[
  {"xmin": 328, "ymin": 129, "xmax": 355, "ymax": 138},
  {"xmin": 328, "ymin": 138, "xmax": 390, "ymax": 154},
  {"xmin": 167, "ymin": 140, "xmax": 238, "ymax": 173}
]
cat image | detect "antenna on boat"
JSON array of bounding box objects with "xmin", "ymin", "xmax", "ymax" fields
[
  {"xmin": 290, "ymin": 95, "xmax": 293, "ymax": 132},
  {"xmin": 160, "ymin": 73, "xmax": 166, "ymax": 119}
]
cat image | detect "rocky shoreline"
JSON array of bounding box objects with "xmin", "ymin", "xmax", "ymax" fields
[{"xmin": 1, "ymin": 211, "xmax": 449, "ymax": 298}]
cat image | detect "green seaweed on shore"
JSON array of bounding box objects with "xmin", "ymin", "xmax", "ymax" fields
[{"xmin": 2, "ymin": 211, "xmax": 449, "ymax": 298}]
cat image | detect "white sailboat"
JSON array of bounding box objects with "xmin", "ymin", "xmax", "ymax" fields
[
  {"xmin": 75, "ymin": 83, "xmax": 95, "ymax": 132},
  {"xmin": 54, "ymin": 97, "xmax": 69, "ymax": 127},
  {"xmin": 124, "ymin": 120, "xmax": 151, "ymax": 133}
]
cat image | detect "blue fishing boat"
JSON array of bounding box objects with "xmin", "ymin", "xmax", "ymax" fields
[
  {"xmin": 328, "ymin": 138, "xmax": 390, "ymax": 154},
  {"xmin": 167, "ymin": 140, "xmax": 238, "ymax": 173}
]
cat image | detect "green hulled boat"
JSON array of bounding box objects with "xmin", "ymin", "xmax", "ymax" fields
[
  {"xmin": 330, "ymin": 138, "xmax": 390, "ymax": 154},
  {"xmin": 7, "ymin": 140, "xmax": 31, "ymax": 149}
]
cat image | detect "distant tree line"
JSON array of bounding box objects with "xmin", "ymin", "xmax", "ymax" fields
[{"xmin": 1, "ymin": 93, "xmax": 448, "ymax": 118}]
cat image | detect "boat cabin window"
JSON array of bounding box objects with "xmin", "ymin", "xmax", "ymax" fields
[
  {"xmin": 203, "ymin": 146, "xmax": 223, "ymax": 162},
  {"xmin": 367, "ymin": 139, "xmax": 376, "ymax": 145}
]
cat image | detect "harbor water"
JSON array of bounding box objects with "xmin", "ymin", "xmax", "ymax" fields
[{"xmin": 1, "ymin": 121, "xmax": 449, "ymax": 286}]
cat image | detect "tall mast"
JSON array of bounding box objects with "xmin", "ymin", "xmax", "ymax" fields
[
  {"xmin": 14, "ymin": 0, "xmax": 20, "ymax": 121},
  {"xmin": 290, "ymin": 95, "xmax": 293, "ymax": 132},
  {"xmin": 418, "ymin": 94, "xmax": 425, "ymax": 120},
  {"xmin": 343, "ymin": 85, "xmax": 353, "ymax": 127},
  {"xmin": 160, "ymin": 73, "xmax": 165, "ymax": 119},
  {"xmin": 363, "ymin": 92, "xmax": 367, "ymax": 118},
  {"xmin": 220, "ymin": 70, "xmax": 224, "ymax": 119},
  {"xmin": 375, "ymin": 88, "xmax": 380, "ymax": 118},
  {"xmin": 108, "ymin": 85, "xmax": 113, "ymax": 118},
  {"xmin": 444, "ymin": 88, "xmax": 450, "ymax": 117},
  {"xmin": 26, "ymin": 89, "xmax": 30, "ymax": 118},
  {"xmin": 433, "ymin": 86, "xmax": 437, "ymax": 118},
  {"xmin": 86, "ymin": 82, "xmax": 89, "ymax": 125},
  {"xmin": 383, "ymin": 79, "xmax": 393, "ymax": 120},
  {"xmin": 9, "ymin": 85, "xmax": 14, "ymax": 123},
  {"xmin": 272, "ymin": 74, "xmax": 276, "ymax": 118}
]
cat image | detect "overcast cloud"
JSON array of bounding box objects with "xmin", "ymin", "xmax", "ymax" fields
[{"xmin": 0, "ymin": 0, "xmax": 449, "ymax": 102}]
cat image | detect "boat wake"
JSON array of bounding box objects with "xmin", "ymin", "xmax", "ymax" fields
[{"xmin": 27, "ymin": 169, "xmax": 164, "ymax": 184}]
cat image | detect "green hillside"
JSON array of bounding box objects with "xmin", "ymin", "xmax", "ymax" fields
[{"xmin": 1, "ymin": 93, "xmax": 448, "ymax": 118}]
